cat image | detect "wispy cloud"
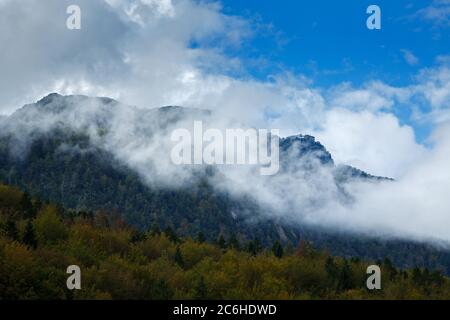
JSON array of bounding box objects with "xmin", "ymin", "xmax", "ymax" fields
[
  {"xmin": 414, "ymin": 0, "xmax": 450, "ymax": 27},
  {"xmin": 401, "ymin": 49, "xmax": 420, "ymax": 66}
]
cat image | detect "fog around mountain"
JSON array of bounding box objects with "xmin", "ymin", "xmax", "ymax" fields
[{"xmin": 1, "ymin": 93, "xmax": 450, "ymax": 246}]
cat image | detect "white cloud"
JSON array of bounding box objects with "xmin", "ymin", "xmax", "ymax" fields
[
  {"xmin": 401, "ymin": 49, "xmax": 420, "ymax": 66},
  {"xmin": 415, "ymin": 0, "xmax": 450, "ymax": 27},
  {"xmin": 327, "ymin": 82, "xmax": 395, "ymax": 112},
  {"xmin": 321, "ymin": 122, "xmax": 450, "ymax": 242},
  {"xmin": 415, "ymin": 65, "xmax": 450, "ymax": 110},
  {"xmin": 314, "ymin": 109, "xmax": 427, "ymax": 178},
  {"xmin": 0, "ymin": 0, "xmax": 250, "ymax": 113}
]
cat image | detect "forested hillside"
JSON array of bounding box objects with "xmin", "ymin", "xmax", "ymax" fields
[
  {"xmin": 1, "ymin": 94, "xmax": 450, "ymax": 276},
  {"xmin": 1, "ymin": 183, "xmax": 449, "ymax": 300},
  {"xmin": 1, "ymin": 127, "xmax": 450, "ymax": 274}
]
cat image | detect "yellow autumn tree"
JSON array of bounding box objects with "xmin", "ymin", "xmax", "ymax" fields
[{"xmin": 34, "ymin": 204, "xmax": 68, "ymax": 245}]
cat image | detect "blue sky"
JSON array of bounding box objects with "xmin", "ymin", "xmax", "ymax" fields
[
  {"xmin": 222, "ymin": 0, "xmax": 447, "ymax": 85},
  {"xmin": 213, "ymin": 0, "xmax": 449, "ymax": 142}
]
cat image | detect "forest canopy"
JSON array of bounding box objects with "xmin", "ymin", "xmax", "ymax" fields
[{"xmin": 0, "ymin": 183, "xmax": 448, "ymax": 300}]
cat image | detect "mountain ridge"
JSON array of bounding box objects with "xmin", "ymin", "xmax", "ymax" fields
[
  {"xmin": 3, "ymin": 93, "xmax": 444, "ymax": 274},
  {"xmin": 6, "ymin": 93, "xmax": 391, "ymax": 181}
]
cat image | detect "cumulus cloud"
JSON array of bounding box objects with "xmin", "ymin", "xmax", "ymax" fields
[
  {"xmin": 319, "ymin": 121, "xmax": 450, "ymax": 242},
  {"xmin": 313, "ymin": 109, "xmax": 427, "ymax": 178},
  {"xmin": 0, "ymin": 0, "xmax": 250, "ymax": 113}
]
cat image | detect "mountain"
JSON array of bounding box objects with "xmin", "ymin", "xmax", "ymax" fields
[
  {"xmin": 280, "ymin": 134, "xmax": 334, "ymax": 166},
  {"xmin": 1, "ymin": 93, "xmax": 450, "ymax": 273}
]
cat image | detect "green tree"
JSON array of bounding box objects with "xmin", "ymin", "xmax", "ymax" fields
[
  {"xmin": 228, "ymin": 233, "xmax": 240, "ymax": 250},
  {"xmin": 430, "ymin": 270, "xmax": 444, "ymax": 287},
  {"xmin": 151, "ymin": 279, "xmax": 173, "ymax": 299},
  {"xmin": 337, "ymin": 260, "xmax": 353, "ymax": 291},
  {"xmin": 296, "ymin": 240, "xmax": 316, "ymax": 258},
  {"xmin": 20, "ymin": 192, "xmax": 35, "ymax": 219},
  {"xmin": 383, "ymin": 257, "xmax": 397, "ymax": 280},
  {"xmin": 130, "ymin": 230, "xmax": 146, "ymax": 243},
  {"xmin": 325, "ymin": 257, "xmax": 339, "ymax": 279},
  {"xmin": 5, "ymin": 218, "xmax": 19, "ymax": 241},
  {"xmin": 196, "ymin": 231, "xmax": 206, "ymax": 243},
  {"xmin": 412, "ymin": 267, "xmax": 423, "ymax": 286},
  {"xmin": 174, "ymin": 246, "xmax": 184, "ymax": 268},
  {"xmin": 217, "ymin": 235, "xmax": 226, "ymax": 249},
  {"xmin": 164, "ymin": 226, "xmax": 179, "ymax": 243},
  {"xmin": 150, "ymin": 222, "xmax": 161, "ymax": 236},
  {"xmin": 34, "ymin": 205, "xmax": 68, "ymax": 245},
  {"xmin": 34, "ymin": 198, "xmax": 43, "ymax": 213},
  {"xmin": 194, "ymin": 276, "xmax": 208, "ymax": 300},
  {"xmin": 22, "ymin": 220, "xmax": 37, "ymax": 249},
  {"xmin": 272, "ymin": 240, "xmax": 284, "ymax": 258},
  {"xmin": 246, "ymin": 238, "xmax": 262, "ymax": 256}
]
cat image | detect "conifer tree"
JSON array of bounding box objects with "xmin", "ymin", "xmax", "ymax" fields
[
  {"xmin": 217, "ymin": 235, "xmax": 227, "ymax": 249},
  {"xmin": 383, "ymin": 257, "xmax": 397, "ymax": 280},
  {"xmin": 194, "ymin": 276, "xmax": 208, "ymax": 300},
  {"xmin": 338, "ymin": 260, "xmax": 353, "ymax": 291},
  {"xmin": 174, "ymin": 246, "xmax": 184, "ymax": 268},
  {"xmin": 164, "ymin": 226, "xmax": 179, "ymax": 243},
  {"xmin": 325, "ymin": 257, "xmax": 339, "ymax": 279},
  {"xmin": 272, "ymin": 240, "xmax": 284, "ymax": 258},
  {"xmin": 20, "ymin": 192, "xmax": 35, "ymax": 219},
  {"xmin": 150, "ymin": 222, "xmax": 161, "ymax": 236},
  {"xmin": 23, "ymin": 220, "xmax": 37, "ymax": 249},
  {"xmin": 196, "ymin": 231, "xmax": 206, "ymax": 243},
  {"xmin": 5, "ymin": 218, "xmax": 19, "ymax": 241},
  {"xmin": 228, "ymin": 233, "xmax": 240, "ymax": 250},
  {"xmin": 246, "ymin": 238, "xmax": 262, "ymax": 256}
]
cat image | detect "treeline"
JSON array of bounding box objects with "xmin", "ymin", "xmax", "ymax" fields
[{"xmin": 0, "ymin": 183, "xmax": 449, "ymax": 300}]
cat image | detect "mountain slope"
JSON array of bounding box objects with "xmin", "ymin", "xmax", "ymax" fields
[
  {"xmin": 1, "ymin": 182, "xmax": 448, "ymax": 300},
  {"xmin": 1, "ymin": 93, "xmax": 449, "ymax": 273}
]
